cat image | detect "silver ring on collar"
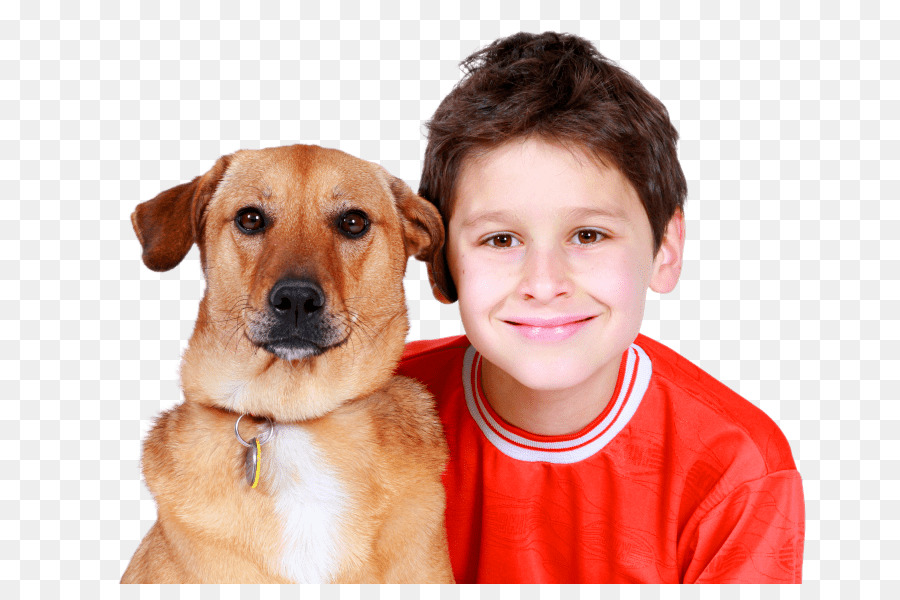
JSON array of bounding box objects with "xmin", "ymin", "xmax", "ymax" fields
[{"xmin": 234, "ymin": 414, "xmax": 275, "ymax": 447}]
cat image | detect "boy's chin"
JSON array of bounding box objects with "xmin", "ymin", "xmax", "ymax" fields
[
  {"xmin": 514, "ymin": 367, "xmax": 605, "ymax": 393},
  {"xmin": 489, "ymin": 353, "xmax": 617, "ymax": 395}
]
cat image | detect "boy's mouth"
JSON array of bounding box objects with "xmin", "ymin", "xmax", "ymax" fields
[{"xmin": 501, "ymin": 315, "xmax": 596, "ymax": 342}]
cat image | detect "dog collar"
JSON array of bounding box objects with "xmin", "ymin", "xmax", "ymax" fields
[{"xmin": 234, "ymin": 414, "xmax": 275, "ymax": 488}]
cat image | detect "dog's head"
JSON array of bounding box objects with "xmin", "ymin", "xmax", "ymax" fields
[{"xmin": 132, "ymin": 145, "xmax": 444, "ymax": 420}]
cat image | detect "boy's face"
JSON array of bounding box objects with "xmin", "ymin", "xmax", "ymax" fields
[{"xmin": 446, "ymin": 137, "xmax": 684, "ymax": 400}]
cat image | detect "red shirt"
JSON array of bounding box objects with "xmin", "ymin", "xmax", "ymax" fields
[{"xmin": 398, "ymin": 334, "xmax": 804, "ymax": 583}]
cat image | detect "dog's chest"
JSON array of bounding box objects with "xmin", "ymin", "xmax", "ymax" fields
[{"xmin": 266, "ymin": 425, "xmax": 348, "ymax": 583}]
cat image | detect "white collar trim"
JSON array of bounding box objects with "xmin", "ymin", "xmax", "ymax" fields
[{"xmin": 461, "ymin": 342, "xmax": 651, "ymax": 464}]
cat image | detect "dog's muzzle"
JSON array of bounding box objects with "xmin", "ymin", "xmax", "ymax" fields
[{"xmin": 252, "ymin": 278, "xmax": 344, "ymax": 360}]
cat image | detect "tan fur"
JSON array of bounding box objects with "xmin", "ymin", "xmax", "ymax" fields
[{"xmin": 122, "ymin": 145, "xmax": 453, "ymax": 583}]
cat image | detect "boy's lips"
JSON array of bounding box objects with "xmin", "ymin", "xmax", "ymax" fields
[{"xmin": 501, "ymin": 315, "xmax": 596, "ymax": 342}]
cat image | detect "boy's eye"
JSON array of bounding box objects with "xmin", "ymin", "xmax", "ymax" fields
[
  {"xmin": 572, "ymin": 229, "xmax": 606, "ymax": 245},
  {"xmin": 484, "ymin": 233, "xmax": 520, "ymax": 248}
]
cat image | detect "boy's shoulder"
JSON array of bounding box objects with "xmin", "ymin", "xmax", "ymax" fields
[
  {"xmin": 635, "ymin": 333, "xmax": 741, "ymax": 401},
  {"xmin": 398, "ymin": 335, "xmax": 470, "ymax": 382},
  {"xmin": 402, "ymin": 334, "xmax": 470, "ymax": 361},
  {"xmin": 635, "ymin": 333, "xmax": 797, "ymax": 474}
]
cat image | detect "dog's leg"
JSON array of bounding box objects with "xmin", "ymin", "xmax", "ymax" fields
[{"xmin": 377, "ymin": 505, "xmax": 454, "ymax": 582}]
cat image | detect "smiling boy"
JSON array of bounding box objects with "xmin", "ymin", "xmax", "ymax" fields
[{"xmin": 399, "ymin": 32, "xmax": 804, "ymax": 583}]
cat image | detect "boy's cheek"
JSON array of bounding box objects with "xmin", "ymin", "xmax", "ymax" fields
[
  {"xmin": 573, "ymin": 249, "xmax": 648, "ymax": 287},
  {"xmin": 450, "ymin": 246, "xmax": 516, "ymax": 286},
  {"xmin": 456, "ymin": 261, "xmax": 512, "ymax": 300}
]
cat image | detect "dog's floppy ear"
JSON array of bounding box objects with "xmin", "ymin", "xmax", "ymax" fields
[
  {"xmin": 131, "ymin": 154, "xmax": 232, "ymax": 272},
  {"xmin": 388, "ymin": 176, "xmax": 455, "ymax": 304}
]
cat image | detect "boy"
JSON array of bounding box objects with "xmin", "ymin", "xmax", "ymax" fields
[{"xmin": 398, "ymin": 32, "xmax": 804, "ymax": 583}]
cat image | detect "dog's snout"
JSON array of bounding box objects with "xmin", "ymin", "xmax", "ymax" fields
[
  {"xmin": 257, "ymin": 277, "xmax": 339, "ymax": 359},
  {"xmin": 269, "ymin": 279, "xmax": 326, "ymax": 316}
]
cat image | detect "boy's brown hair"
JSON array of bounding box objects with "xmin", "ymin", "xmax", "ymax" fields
[{"xmin": 420, "ymin": 31, "xmax": 687, "ymax": 303}]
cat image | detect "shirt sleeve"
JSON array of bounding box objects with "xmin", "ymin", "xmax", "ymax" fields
[{"xmin": 680, "ymin": 470, "xmax": 805, "ymax": 583}]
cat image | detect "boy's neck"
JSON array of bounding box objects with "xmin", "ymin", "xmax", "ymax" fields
[{"xmin": 480, "ymin": 357, "xmax": 619, "ymax": 437}]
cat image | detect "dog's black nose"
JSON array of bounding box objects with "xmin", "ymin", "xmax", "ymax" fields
[{"xmin": 269, "ymin": 279, "xmax": 326, "ymax": 316}]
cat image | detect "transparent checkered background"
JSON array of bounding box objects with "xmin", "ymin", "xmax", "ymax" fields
[{"xmin": 0, "ymin": 0, "xmax": 896, "ymax": 598}]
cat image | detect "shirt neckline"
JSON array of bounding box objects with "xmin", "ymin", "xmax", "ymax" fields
[{"xmin": 461, "ymin": 342, "xmax": 652, "ymax": 464}]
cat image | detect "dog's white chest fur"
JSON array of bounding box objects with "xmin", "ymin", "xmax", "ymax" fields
[{"xmin": 267, "ymin": 425, "xmax": 347, "ymax": 583}]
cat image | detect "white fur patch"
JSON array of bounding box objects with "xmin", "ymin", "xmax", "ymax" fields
[
  {"xmin": 267, "ymin": 425, "xmax": 347, "ymax": 582},
  {"xmin": 268, "ymin": 345, "xmax": 319, "ymax": 361}
]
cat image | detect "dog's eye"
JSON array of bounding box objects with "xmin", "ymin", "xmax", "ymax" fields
[
  {"xmin": 338, "ymin": 210, "xmax": 369, "ymax": 238},
  {"xmin": 235, "ymin": 208, "xmax": 266, "ymax": 234}
]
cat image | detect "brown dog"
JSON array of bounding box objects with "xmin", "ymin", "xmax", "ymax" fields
[{"xmin": 121, "ymin": 144, "xmax": 453, "ymax": 583}]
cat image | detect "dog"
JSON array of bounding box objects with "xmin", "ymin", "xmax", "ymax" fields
[{"xmin": 121, "ymin": 144, "xmax": 454, "ymax": 583}]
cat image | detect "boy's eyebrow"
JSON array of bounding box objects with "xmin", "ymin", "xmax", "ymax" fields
[
  {"xmin": 458, "ymin": 209, "xmax": 519, "ymax": 229},
  {"xmin": 458, "ymin": 206, "xmax": 629, "ymax": 229},
  {"xmin": 564, "ymin": 206, "xmax": 629, "ymax": 222}
]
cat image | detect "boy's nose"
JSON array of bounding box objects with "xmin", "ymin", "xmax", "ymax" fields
[{"xmin": 517, "ymin": 244, "xmax": 574, "ymax": 302}]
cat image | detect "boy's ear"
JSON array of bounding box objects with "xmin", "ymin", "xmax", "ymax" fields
[
  {"xmin": 131, "ymin": 154, "xmax": 232, "ymax": 272},
  {"xmin": 387, "ymin": 175, "xmax": 456, "ymax": 304},
  {"xmin": 649, "ymin": 208, "xmax": 686, "ymax": 294}
]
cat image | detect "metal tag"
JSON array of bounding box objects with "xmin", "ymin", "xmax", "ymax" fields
[{"xmin": 244, "ymin": 437, "xmax": 260, "ymax": 487}]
